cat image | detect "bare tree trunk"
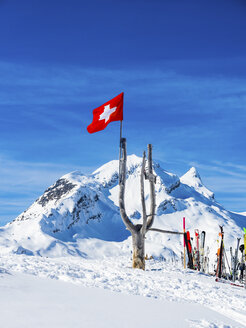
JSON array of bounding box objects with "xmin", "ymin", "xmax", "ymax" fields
[
  {"xmin": 119, "ymin": 138, "xmax": 156, "ymax": 270},
  {"xmin": 132, "ymin": 228, "xmax": 145, "ymax": 270},
  {"xmin": 146, "ymin": 144, "xmax": 156, "ymax": 230}
]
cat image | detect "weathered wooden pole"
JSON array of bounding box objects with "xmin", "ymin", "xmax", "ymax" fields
[{"xmin": 119, "ymin": 139, "xmax": 156, "ymax": 270}]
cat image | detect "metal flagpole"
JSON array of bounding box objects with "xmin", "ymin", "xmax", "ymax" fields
[
  {"xmin": 119, "ymin": 120, "xmax": 123, "ymax": 184},
  {"xmin": 119, "ymin": 120, "xmax": 123, "ymax": 150}
]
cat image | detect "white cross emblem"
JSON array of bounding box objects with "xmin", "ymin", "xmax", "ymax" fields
[{"xmin": 99, "ymin": 104, "xmax": 117, "ymax": 123}]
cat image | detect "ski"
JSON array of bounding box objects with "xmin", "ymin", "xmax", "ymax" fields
[
  {"xmin": 239, "ymin": 244, "xmax": 245, "ymax": 283},
  {"xmin": 232, "ymin": 238, "xmax": 241, "ymax": 282},
  {"xmin": 244, "ymin": 227, "xmax": 246, "ymax": 263},
  {"xmin": 204, "ymin": 246, "xmax": 210, "ymax": 274},
  {"xmin": 184, "ymin": 231, "xmax": 193, "ymax": 269},
  {"xmin": 216, "ymin": 226, "xmax": 224, "ymax": 278},
  {"xmin": 244, "ymin": 228, "xmax": 246, "ymax": 287},
  {"xmin": 194, "ymin": 229, "xmax": 200, "ymax": 271},
  {"xmin": 223, "ymin": 246, "xmax": 231, "ymax": 278},
  {"xmin": 200, "ymin": 231, "xmax": 206, "ymax": 272},
  {"xmin": 230, "ymin": 246, "xmax": 233, "ymax": 279},
  {"xmin": 215, "ymin": 277, "xmax": 245, "ymax": 288}
]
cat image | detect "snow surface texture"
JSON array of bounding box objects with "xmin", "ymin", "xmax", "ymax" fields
[
  {"xmin": 0, "ymin": 255, "xmax": 245, "ymax": 327},
  {"xmin": 0, "ymin": 154, "xmax": 245, "ymax": 266}
]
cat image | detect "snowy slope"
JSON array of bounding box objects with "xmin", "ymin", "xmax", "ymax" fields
[
  {"xmin": 0, "ymin": 255, "xmax": 245, "ymax": 328},
  {"xmin": 0, "ymin": 155, "xmax": 245, "ymax": 265}
]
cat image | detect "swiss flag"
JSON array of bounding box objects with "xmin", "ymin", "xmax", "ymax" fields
[{"xmin": 87, "ymin": 93, "xmax": 124, "ymax": 134}]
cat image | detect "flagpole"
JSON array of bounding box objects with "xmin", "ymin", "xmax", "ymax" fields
[
  {"xmin": 119, "ymin": 120, "xmax": 123, "ymax": 184},
  {"xmin": 120, "ymin": 120, "xmax": 123, "ymax": 141}
]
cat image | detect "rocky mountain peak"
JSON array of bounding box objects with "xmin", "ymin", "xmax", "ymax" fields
[
  {"xmin": 1, "ymin": 156, "xmax": 244, "ymax": 260},
  {"xmin": 180, "ymin": 167, "xmax": 214, "ymax": 200}
]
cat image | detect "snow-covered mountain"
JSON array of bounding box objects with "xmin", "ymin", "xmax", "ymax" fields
[{"xmin": 0, "ymin": 155, "xmax": 245, "ymax": 263}]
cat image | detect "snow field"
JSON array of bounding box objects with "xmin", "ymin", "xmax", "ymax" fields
[{"xmin": 0, "ymin": 253, "xmax": 245, "ymax": 327}]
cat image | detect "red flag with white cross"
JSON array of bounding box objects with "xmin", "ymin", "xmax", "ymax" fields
[{"xmin": 87, "ymin": 93, "xmax": 124, "ymax": 134}]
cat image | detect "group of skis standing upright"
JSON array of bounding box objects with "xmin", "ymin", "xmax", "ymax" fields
[{"xmin": 182, "ymin": 226, "xmax": 246, "ymax": 288}]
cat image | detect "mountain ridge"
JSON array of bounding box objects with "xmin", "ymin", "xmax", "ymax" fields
[{"xmin": 0, "ymin": 155, "xmax": 245, "ymax": 262}]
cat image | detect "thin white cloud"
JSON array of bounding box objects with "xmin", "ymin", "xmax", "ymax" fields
[
  {"xmin": 0, "ymin": 156, "xmax": 93, "ymax": 189},
  {"xmin": 211, "ymin": 160, "xmax": 246, "ymax": 172},
  {"xmin": 0, "ymin": 60, "xmax": 246, "ymax": 116},
  {"xmin": 188, "ymin": 161, "xmax": 246, "ymax": 179},
  {"xmin": 0, "ymin": 155, "xmax": 96, "ymax": 224}
]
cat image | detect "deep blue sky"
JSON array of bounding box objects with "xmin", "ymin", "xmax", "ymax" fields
[{"xmin": 0, "ymin": 0, "xmax": 246, "ymax": 225}]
